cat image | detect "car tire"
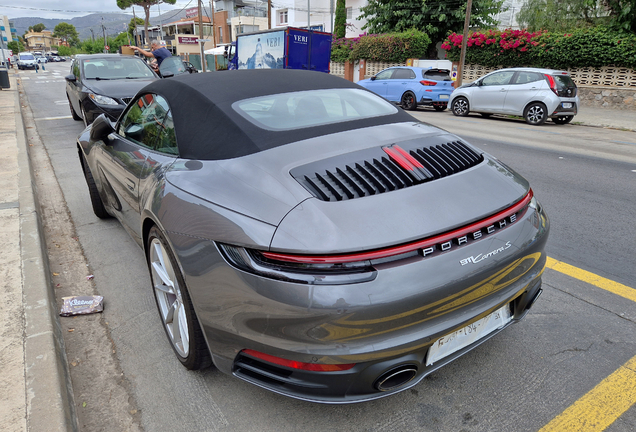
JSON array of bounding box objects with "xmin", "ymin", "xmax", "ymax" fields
[
  {"xmin": 68, "ymin": 96, "xmax": 82, "ymax": 121},
  {"xmin": 401, "ymin": 92, "xmax": 417, "ymax": 111},
  {"xmin": 524, "ymin": 102, "xmax": 548, "ymax": 125},
  {"xmin": 81, "ymin": 154, "xmax": 111, "ymax": 219},
  {"xmin": 480, "ymin": 113, "xmax": 492, "ymax": 118},
  {"xmin": 147, "ymin": 226, "xmax": 212, "ymax": 370},
  {"xmin": 433, "ymin": 103, "xmax": 447, "ymax": 112},
  {"xmin": 451, "ymin": 97, "xmax": 470, "ymax": 117},
  {"xmin": 552, "ymin": 115, "xmax": 573, "ymax": 125}
]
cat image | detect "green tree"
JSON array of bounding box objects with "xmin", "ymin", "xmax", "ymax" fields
[
  {"xmin": 334, "ymin": 0, "xmax": 347, "ymax": 38},
  {"xmin": 32, "ymin": 23, "xmax": 46, "ymax": 32},
  {"xmin": 128, "ymin": 17, "xmax": 145, "ymax": 39},
  {"xmin": 517, "ymin": 0, "xmax": 608, "ymax": 32},
  {"xmin": 7, "ymin": 40, "xmax": 25, "ymax": 54},
  {"xmin": 360, "ymin": 0, "xmax": 505, "ymax": 53},
  {"xmin": 116, "ymin": 1, "xmax": 176, "ymax": 46},
  {"xmin": 604, "ymin": 0, "xmax": 636, "ymax": 33},
  {"xmin": 53, "ymin": 22, "xmax": 80, "ymax": 47}
]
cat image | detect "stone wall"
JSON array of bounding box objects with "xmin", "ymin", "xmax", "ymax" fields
[{"xmin": 577, "ymin": 87, "xmax": 636, "ymax": 110}]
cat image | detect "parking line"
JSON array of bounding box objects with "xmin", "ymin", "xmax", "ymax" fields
[
  {"xmin": 539, "ymin": 355, "xmax": 636, "ymax": 432},
  {"xmin": 546, "ymin": 257, "xmax": 636, "ymax": 302},
  {"xmin": 34, "ymin": 116, "xmax": 73, "ymax": 121}
]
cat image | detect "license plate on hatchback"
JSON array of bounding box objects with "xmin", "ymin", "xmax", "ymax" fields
[
  {"xmin": 562, "ymin": 102, "xmax": 573, "ymax": 109},
  {"xmin": 439, "ymin": 95, "xmax": 449, "ymax": 100},
  {"xmin": 426, "ymin": 304, "xmax": 512, "ymax": 366}
]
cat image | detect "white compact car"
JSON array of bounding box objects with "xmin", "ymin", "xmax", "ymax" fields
[
  {"xmin": 17, "ymin": 52, "xmax": 38, "ymax": 70},
  {"xmin": 449, "ymin": 67, "xmax": 579, "ymax": 125}
]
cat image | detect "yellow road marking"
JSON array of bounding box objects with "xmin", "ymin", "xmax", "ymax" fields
[
  {"xmin": 539, "ymin": 355, "xmax": 636, "ymax": 432},
  {"xmin": 546, "ymin": 257, "xmax": 636, "ymax": 302},
  {"xmin": 541, "ymin": 258, "xmax": 636, "ymax": 430}
]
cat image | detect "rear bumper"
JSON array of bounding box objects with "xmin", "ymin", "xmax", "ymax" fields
[{"xmin": 178, "ymin": 196, "xmax": 550, "ymax": 403}]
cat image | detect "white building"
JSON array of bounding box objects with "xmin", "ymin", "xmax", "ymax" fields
[
  {"xmin": 495, "ymin": 0, "xmax": 526, "ymax": 30},
  {"xmin": 270, "ymin": 0, "xmax": 368, "ymax": 38}
]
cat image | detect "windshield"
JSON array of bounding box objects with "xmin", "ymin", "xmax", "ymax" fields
[
  {"xmin": 83, "ymin": 57, "xmax": 155, "ymax": 80},
  {"xmin": 233, "ymin": 88, "xmax": 399, "ymax": 131},
  {"xmin": 20, "ymin": 54, "xmax": 35, "ymax": 60}
]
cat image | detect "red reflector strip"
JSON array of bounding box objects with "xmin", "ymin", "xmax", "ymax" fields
[
  {"xmin": 393, "ymin": 145, "xmax": 424, "ymax": 169},
  {"xmin": 420, "ymin": 80, "xmax": 437, "ymax": 86},
  {"xmin": 243, "ymin": 349, "xmax": 356, "ymax": 372},
  {"xmin": 261, "ymin": 190, "xmax": 533, "ymax": 264},
  {"xmin": 382, "ymin": 146, "xmax": 416, "ymax": 171}
]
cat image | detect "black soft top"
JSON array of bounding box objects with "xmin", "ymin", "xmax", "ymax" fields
[{"xmin": 139, "ymin": 69, "xmax": 414, "ymax": 160}]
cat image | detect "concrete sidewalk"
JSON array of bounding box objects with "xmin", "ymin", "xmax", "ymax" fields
[
  {"xmin": 0, "ymin": 66, "xmax": 634, "ymax": 432},
  {"xmin": 0, "ymin": 70, "xmax": 76, "ymax": 431}
]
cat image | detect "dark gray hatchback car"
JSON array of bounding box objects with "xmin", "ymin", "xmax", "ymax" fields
[
  {"xmin": 66, "ymin": 54, "xmax": 158, "ymax": 126},
  {"xmin": 77, "ymin": 69, "xmax": 549, "ymax": 403}
]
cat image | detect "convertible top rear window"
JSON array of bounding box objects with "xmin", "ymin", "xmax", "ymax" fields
[
  {"xmin": 233, "ymin": 89, "xmax": 398, "ymax": 131},
  {"xmin": 139, "ymin": 69, "xmax": 414, "ymax": 161}
]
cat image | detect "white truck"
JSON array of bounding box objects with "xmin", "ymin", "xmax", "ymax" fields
[{"xmin": 0, "ymin": 48, "xmax": 12, "ymax": 67}]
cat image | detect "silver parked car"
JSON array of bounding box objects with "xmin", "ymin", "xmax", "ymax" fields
[
  {"xmin": 450, "ymin": 67, "xmax": 579, "ymax": 125},
  {"xmin": 78, "ymin": 70, "xmax": 549, "ymax": 403}
]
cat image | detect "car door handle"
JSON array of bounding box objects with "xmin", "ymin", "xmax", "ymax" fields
[
  {"xmin": 126, "ymin": 178, "xmax": 136, "ymax": 192},
  {"xmin": 500, "ymin": 88, "xmax": 507, "ymax": 92}
]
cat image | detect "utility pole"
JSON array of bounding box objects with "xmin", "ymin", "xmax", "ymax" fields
[
  {"xmin": 330, "ymin": 0, "xmax": 334, "ymax": 34},
  {"xmin": 268, "ymin": 0, "xmax": 271, "ymax": 29},
  {"xmin": 307, "ymin": 0, "xmax": 310, "ymax": 29},
  {"xmin": 210, "ymin": 0, "xmax": 216, "ymax": 46},
  {"xmin": 90, "ymin": 28, "xmax": 95, "ymax": 42},
  {"xmin": 158, "ymin": 3, "xmax": 164, "ymax": 41},
  {"xmin": 456, "ymin": 0, "xmax": 472, "ymax": 88},
  {"xmin": 133, "ymin": 7, "xmax": 139, "ymax": 46},
  {"xmin": 198, "ymin": 0, "xmax": 206, "ymax": 72},
  {"xmin": 102, "ymin": 17, "xmax": 107, "ymax": 53}
]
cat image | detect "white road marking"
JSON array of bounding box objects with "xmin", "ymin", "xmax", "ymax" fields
[
  {"xmin": 54, "ymin": 100, "xmax": 68, "ymax": 105},
  {"xmin": 34, "ymin": 116, "xmax": 73, "ymax": 121}
]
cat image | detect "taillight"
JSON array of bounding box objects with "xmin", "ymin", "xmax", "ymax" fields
[
  {"xmin": 217, "ymin": 243, "xmax": 377, "ymax": 285},
  {"xmin": 242, "ymin": 349, "xmax": 356, "ymax": 372},
  {"xmin": 420, "ymin": 80, "xmax": 437, "ymax": 86},
  {"xmin": 545, "ymin": 74, "xmax": 559, "ymax": 96}
]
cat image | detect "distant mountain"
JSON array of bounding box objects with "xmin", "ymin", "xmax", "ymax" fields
[{"xmin": 11, "ymin": 9, "xmax": 200, "ymax": 42}]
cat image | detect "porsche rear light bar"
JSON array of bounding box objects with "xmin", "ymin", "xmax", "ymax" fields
[
  {"xmin": 219, "ymin": 190, "xmax": 533, "ymax": 285},
  {"xmin": 242, "ymin": 349, "xmax": 356, "ymax": 372}
]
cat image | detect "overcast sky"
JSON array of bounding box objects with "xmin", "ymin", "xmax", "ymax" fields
[{"xmin": 0, "ymin": 1, "xmax": 194, "ymax": 20}]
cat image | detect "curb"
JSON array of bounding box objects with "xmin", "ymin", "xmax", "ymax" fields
[{"xmin": 14, "ymin": 72, "xmax": 78, "ymax": 431}]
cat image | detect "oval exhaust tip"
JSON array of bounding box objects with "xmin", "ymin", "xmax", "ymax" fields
[{"xmin": 375, "ymin": 365, "xmax": 418, "ymax": 391}]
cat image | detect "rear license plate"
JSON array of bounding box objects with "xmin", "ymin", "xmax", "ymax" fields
[
  {"xmin": 439, "ymin": 95, "xmax": 449, "ymax": 100},
  {"xmin": 562, "ymin": 102, "xmax": 573, "ymax": 109},
  {"xmin": 426, "ymin": 304, "xmax": 512, "ymax": 366}
]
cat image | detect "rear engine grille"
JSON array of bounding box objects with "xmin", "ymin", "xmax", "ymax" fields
[{"xmin": 292, "ymin": 140, "xmax": 483, "ymax": 201}]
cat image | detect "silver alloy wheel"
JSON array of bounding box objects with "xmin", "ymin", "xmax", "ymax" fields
[
  {"xmin": 526, "ymin": 105, "xmax": 545, "ymax": 124},
  {"xmin": 453, "ymin": 98, "xmax": 468, "ymax": 116},
  {"xmin": 149, "ymin": 238, "xmax": 189, "ymax": 358}
]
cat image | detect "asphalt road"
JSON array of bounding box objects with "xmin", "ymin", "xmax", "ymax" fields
[{"xmin": 18, "ymin": 62, "xmax": 636, "ymax": 432}]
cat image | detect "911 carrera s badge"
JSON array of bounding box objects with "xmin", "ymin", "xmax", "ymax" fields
[{"xmin": 460, "ymin": 241, "xmax": 512, "ymax": 266}]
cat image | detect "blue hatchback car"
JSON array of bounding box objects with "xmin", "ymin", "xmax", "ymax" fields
[{"xmin": 358, "ymin": 66, "xmax": 455, "ymax": 111}]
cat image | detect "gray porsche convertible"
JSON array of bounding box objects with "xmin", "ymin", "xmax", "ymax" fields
[{"xmin": 77, "ymin": 69, "xmax": 549, "ymax": 403}]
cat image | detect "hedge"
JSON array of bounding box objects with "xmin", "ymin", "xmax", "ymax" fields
[
  {"xmin": 331, "ymin": 29, "xmax": 431, "ymax": 63},
  {"xmin": 442, "ymin": 26, "xmax": 636, "ymax": 69}
]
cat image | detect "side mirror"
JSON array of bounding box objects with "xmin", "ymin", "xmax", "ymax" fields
[
  {"xmin": 370, "ymin": 76, "xmax": 377, "ymax": 81},
  {"xmin": 90, "ymin": 114, "xmax": 115, "ymax": 142},
  {"xmin": 65, "ymin": 74, "xmax": 76, "ymax": 82},
  {"xmin": 161, "ymin": 71, "xmax": 175, "ymax": 78}
]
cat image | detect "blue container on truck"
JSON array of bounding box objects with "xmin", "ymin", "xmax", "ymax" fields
[{"xmin": 228, "ymin": 27, "xmax": 332, "ymax": 73}]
